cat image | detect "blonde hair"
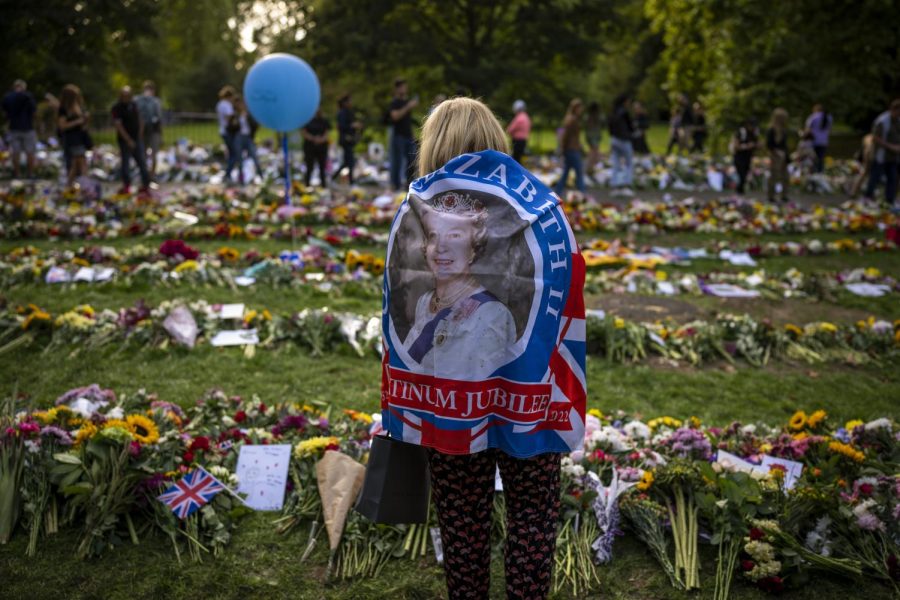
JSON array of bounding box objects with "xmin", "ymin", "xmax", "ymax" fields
[
  {"xmin": 770, "ymin": 107, "xmax": 789, "ymax": 140},
  {"xmin": 418, "ymin": 97, "xmax": 510, "ymax": 177}
]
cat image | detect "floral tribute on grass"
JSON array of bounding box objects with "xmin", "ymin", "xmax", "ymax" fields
[
  {"xmin": 1, "ymin": 388, "xmax": 898, "ymax": 597},
  {"xmin": 2, "ymin": 183, "xmax": 898, "ymax": 241},
  {"xmin": 0, "ymin": 241, "xmax": 385, "ymax": 290},
  {"xmin": 3, "ymin": 301, "xmax": 899, "ymax": 366}
]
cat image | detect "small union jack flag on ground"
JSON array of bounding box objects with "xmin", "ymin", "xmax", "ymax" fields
[{"xmin": 157, "ymin": 467, "xmax": 226, "ymax": 519}]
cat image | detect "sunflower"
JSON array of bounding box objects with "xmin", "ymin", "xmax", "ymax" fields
[
  {"xmin": 788, "ymin": 410, "xmax": 807, "ymax": 431},
  {"xmin": 74, "ymin": 422, "xmax": 98, "ymax": 446},
  {"xmin": 806, "ymin": 410, "xmax": 827, "ymax": 429},
  {"xmin": 126, "ymin": 414, "xmax": 160, "ymax": 445}
]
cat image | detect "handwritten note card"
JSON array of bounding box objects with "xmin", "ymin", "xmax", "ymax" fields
[{"xmin": 235, "ymin": 444, "xmax": 292, "ymax": 510}]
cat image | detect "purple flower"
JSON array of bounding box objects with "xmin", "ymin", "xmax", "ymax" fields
[
  {"xmin": 665, "ymin": 427, "xmax": 713, "ymax": 460},
  {"xmin": 40, "ymin": 425, "xmax": 74, "ymax": 446},
  {"xmin": 55, "ymin": 384, "xmax": 116, "ymax": 407},
  {"xmin": 856, "ymin": 513, "xmax": 885, "ymax": 532},
  {"xmin": 834, "ymin": 427, "xmax": 850, "ymax": 443}
]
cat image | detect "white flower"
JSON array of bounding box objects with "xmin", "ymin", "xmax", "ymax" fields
[
  {"xmin": 741, "ymin": 424, "xmax": 757, "ymax": 435},
  {"xmin": 106, "ymin": 406, "xmax": 124, "ymax": 419},
  {"xmin": 589, "ymin": 426, "xmax": 632, "ymax": 452},
  {"xmin": 864, "ymin": 418, "xmax": 892, "ymax": 432},
  {"xmin": 623, "ymin": 420, "xmax": 651, "ymax": 440},
  {"xmin": 222, "ymin": 416, "xmax": 236, "ymax": 427}
]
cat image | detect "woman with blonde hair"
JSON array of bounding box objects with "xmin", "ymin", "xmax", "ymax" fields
[
  {"xmin": 766, "ymin": 107, "xmax": 790, "ymax": 202},
  {"xmin": 57, "ymin": 84, "xmax": 89, "ymax": 187},
  {"xmin": 384, "ymin": 96, "xmax": 586, "ymax": 599},
  {"xmin": 554, "ymin": 98, "xmax": 586, "ymax": 195}
]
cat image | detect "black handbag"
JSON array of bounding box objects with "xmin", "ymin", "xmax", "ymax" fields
[
  {"xmin": 81, "ymin": 129, "xmax": 94, "ymax": 151},
  {"xmin": 354, "ymin": 434, "xmax": 431, "ymax": 524}
]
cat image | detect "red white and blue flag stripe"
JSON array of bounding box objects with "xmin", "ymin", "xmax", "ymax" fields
[{"xmin": 157, "ymin": 467, "xmax": 226, "ymax": 519}]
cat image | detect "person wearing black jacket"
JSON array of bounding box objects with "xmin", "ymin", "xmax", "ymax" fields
[
  {"xmin": 608, "ymin": 93, "xmax": 635, "ymax": 191},
  {"xmin": 766, "ymin": 108, "xmax": 790, "ymax": 202},
  {"xmin": 302, "ymin": 108, "xmax": 331, "ymax": 188},
  {"xmin": 732, "ymin": 118, "xmax": 759, "ymax": 194},
  {"xmin": 335, "ymin": 94, "xmax": 361, "ymax": 184}
]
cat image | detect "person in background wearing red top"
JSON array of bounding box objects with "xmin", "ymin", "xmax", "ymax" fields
[{"xmin": 506, "ymin": 99, "xmax": 531, "ymax": 164}]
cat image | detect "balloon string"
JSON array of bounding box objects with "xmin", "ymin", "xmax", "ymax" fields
[{"xmin": 283, "ymin": 133, "xmax": 297, "ymax": 252}]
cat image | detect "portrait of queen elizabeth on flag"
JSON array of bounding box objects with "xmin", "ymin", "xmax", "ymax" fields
[{"xmin": 383, "ymin": 150, "xmax": 585, "ymax": 457}]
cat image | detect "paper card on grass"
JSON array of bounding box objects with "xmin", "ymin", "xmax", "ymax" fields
[
  {"xmin": 845, "ymin": 283, "xmax": 891, "ymax": 297},
  {"xmin": 73, "ymin": 266, "xmax": 95, "ymax": 282},
  {"xmin": 94, "ymin": 267, "xmax": 116, "ymax": 282},
  {"xmin": 235, "ymin": 444, "xmax": 292, "ymax": 510},
  {"xmin": 656, "ymin": 281, "xmax": 676, "ymax": 296},
  {"xmin": 715, "ymin": 450, "xmax": 768, "ymax": 477},
  {"xmin": 719, "ymin": 250, "xmax": 758, "ymax": 267},
  {"xmin": 45, "ymin": 266, "xmax": 71, "ymax": 284},
  {"xmin": 210, "ymin": 329, "xmax": 258, "ymax": 347},
  {"xmin": 218, "ymin": 303, "xmax": 245, "ymax": 319},
  {"xmin": 761, "ymin": 455, "xmax": 803, "ymax": 490},
  {"xmin": 234, "ymin": 276, "xmax": 256, "ymax": 287},
  {"xmin": 703, "ymin": 283, "xmax": 761, "ymax": 298}
]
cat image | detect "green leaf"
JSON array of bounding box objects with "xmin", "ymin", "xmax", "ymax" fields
[
  {"xmin": 53, "ymin": 452, "xmax": 82, "ymax": 465},
  {"xmin": 62, "ymin": 482, "xmax": 93, "ymax": 496}
]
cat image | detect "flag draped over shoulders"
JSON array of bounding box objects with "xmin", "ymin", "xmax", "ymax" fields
[{"xmin": 381, "ymin": 150, "xmax": 585, "ymax": 458}]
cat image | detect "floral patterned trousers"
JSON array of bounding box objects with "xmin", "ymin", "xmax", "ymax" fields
[{"xmin": 427, "ymin": 449, "xmax": 562, "ymax": 599}]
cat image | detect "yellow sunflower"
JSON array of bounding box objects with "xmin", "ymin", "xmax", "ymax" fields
[
  {"xmin": 74, "ymin": 422, "xmax": 98, "ymax": 446},
  {"xmin": 126, "ymin": 414, "xmax": 161, "ymax": 445},
  {"xmin": 788, "ymin": 410, "xmax": 807, "ymax": 431},
  {"xmin": 807, "ymin": 410, "xmax": 827, "ymax": 429}
]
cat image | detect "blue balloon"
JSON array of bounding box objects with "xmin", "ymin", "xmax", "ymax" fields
[{"xmin": 243, "ymin": 53, "xmax": 320, "ymax": 132}]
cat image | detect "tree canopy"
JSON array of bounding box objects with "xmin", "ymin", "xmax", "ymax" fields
[{"xmin": 1, "ymin": 0, "xmax": 898, "ymax": 130}]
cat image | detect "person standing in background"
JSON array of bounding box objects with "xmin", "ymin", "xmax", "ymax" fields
[
  {"xmin": 804, "ymin": 103, "xmax": 831, "ymax": 173},
  {"xmin": 2, "ymin": 79, "xmax": 37, "ymax": 179},
  {"xmin": 111, "ymin": 86, "xmax": 151, "ymax": 195},
  {"xmin": 690, "ymin": 102, "xmax": 707, "ymax": 153},
  {"xmin": 609, "ymin": 93, "xmax": 635, "ymax": 194},
  {"xmin": 335, "ymin": 94, "xmax": 361, "ymax": 185},
  {"xmin": 631, "ymin": 101, "xmax": 650, "ymax": 155},
  {"xmin": 731, "ymin": 118, "xmax": 759, "ymax": 194},
  {"xmin": 302, "ymin": 108, "xmax": 331, "ymax": 188},
  {"xmin": 506, "ymin": 99, "xmax": 531, "ymax": 164},
  {"xmin": 766, "ymin": 108, "xmax": 790, "ymax": 203},
  {"xmin": 232, "ymin": 95, "xmax": 262, "ymax": 185},
  {"xmin": 135, "ymin": 80, "xmax": 163, "ymax": 179},
  {"xmin": 584, "ymin": 101, "xmax": 603, "ymax": 174},
  {"xmin": 387, "ymin": 78, "xmax": 419, "ymax": 191},
  {"xmin": 864, "ymin": 98, "xmax": 900, "ymax": 210},
  {"xmin": 216, "ymin": 86, "xmax": 238, "ymax": 184},
  {"xmin": 57, "ymin": 84, "xmax": 89, "ymax": 188},
  {"xmin": 555, "ymin": 98, "xmax": 586, "ymax": 196},
  {"xmin": 850, "ymin": 134, "xmax": 875, "ymax": 198}
]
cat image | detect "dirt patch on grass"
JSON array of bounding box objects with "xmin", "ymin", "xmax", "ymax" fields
[
  {"xmin": 587, "ymin": 295, "xmax": 704, "ymax": 322},
  {"xmin": 587, "ymin": 294, "xmax": 877, "ymax": 325}
]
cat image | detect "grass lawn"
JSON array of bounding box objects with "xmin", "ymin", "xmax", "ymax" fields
[{"xmin": 1, "ymin": 209, "xmax": 898, "ymax": 598}]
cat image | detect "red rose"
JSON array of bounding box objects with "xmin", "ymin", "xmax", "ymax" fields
[
  {"xmin": 190, "ymin": 436, "xmax": 211, "ymax": 452},
  {"xmin": 757, "ymin": 576, "xmax": 784, "ymax": 593},
  {"xmin": 234, "ymin": 410, "xmax": 247, "ymax": 423},
  {"xmin": 741, "ymin": 560, "xmax": 755, "ymax": 571},
  {"xmin": 325, "ymin": 443, "xmax": 340, "ymax": 452},
  {"xmin": 749, "ymin": 527, "xmax": 765, "ymax": 541},
  {"xmin": 128, "ymin": 441, "xmax": 142, "ymax": 457},
  {"xmin": 859, "ymin": 483, "xmax": 874, "ymax": 496},
  {"xmin": 182, "ymin": 450, "xmax": 195, "ymax": 463},
  {"xmin": 258, "ymin": 403, "xmax": 267, "ymax": 414}
]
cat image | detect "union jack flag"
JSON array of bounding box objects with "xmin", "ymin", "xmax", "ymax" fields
[{"xmin": 157, "ymin": 467, "xmax": 225, "ymax": 519}]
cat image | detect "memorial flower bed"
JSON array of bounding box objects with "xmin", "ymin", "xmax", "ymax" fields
[
  {"xmin": 1, "ymin": 386, "xmax": 897, "ymax": 597},
  {"xmin": 2, "ymin": 300, "xmax": 898, "ymax": 366}
]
